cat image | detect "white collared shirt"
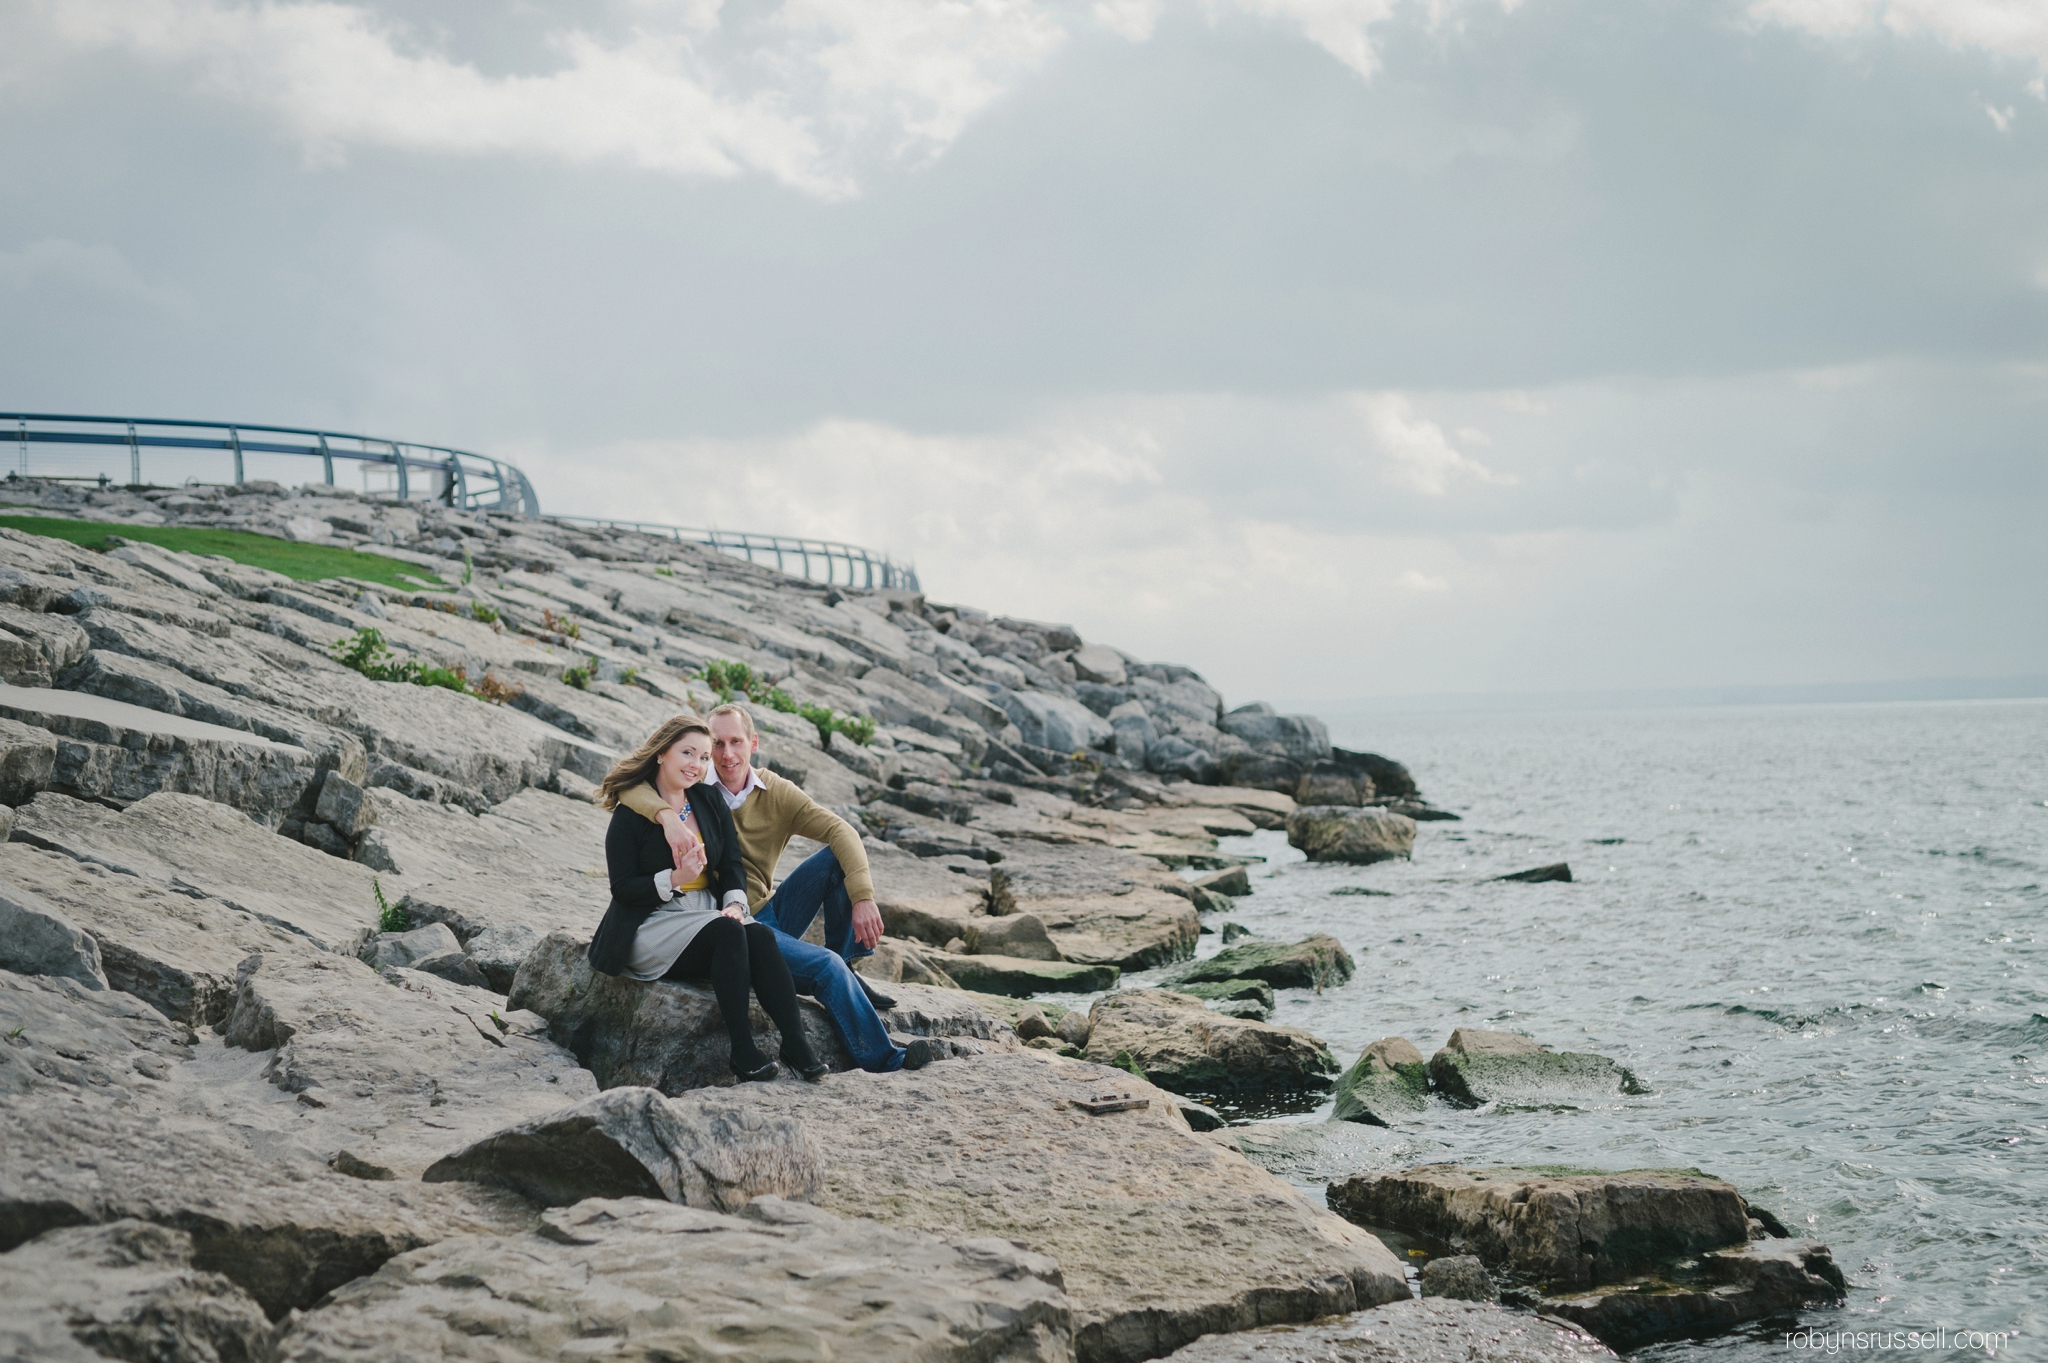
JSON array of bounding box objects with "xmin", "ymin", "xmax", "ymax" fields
[{"xmin": 718, "ymin": 764, "xmax": 766, "ymax": 811}]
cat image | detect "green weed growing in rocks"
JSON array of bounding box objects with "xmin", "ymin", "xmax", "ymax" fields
[
  {"xmin": 562, "ymin": 656, "xmax": 598, "ymax": 690},
  {"xmin": 373, "ymin": 877, "xmax": 409, "ymax": 934},
  {"xmin": 330, "ymin": 627, "xmax": 513, "ymax": 703},
  {"xmin": 468, "ymin": 601, "xmax": 500, "ymax": 625}
]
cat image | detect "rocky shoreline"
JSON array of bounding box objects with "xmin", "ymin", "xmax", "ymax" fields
[{"xmin": 0, "ymin": 478, "xmax": 1842, "ymax": 1360}]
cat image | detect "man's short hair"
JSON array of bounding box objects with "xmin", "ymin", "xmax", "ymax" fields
[{"xmin": 706, "ymin": 702, "xmax": 756, "ymax": 737}]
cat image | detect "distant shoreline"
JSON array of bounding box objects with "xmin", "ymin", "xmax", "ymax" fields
[{"xmin": 1278, "ymin": 675, "xmax": 2048, "ymax": 717}]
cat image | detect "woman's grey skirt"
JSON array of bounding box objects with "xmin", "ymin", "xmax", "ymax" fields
[{"xmin": 622, "ymin": 888, "xmax": 721, "ymax": 981}]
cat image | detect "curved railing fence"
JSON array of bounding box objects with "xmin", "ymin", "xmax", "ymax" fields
[{"xmin": 0, "ymin": 412, "xmax": 917, "ymax": 591}]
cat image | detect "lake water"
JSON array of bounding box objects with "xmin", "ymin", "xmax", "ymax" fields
[{"xmin": 1118, "ymin": 699, "xmax": 2046, "ymax": 1359}]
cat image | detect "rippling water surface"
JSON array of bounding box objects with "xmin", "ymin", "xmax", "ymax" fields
[{"xmin": 1113, "ymin": 699, "xmax": 2046, "ymax": 1358}]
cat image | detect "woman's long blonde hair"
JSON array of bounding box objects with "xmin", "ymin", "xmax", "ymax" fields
[{"xmin": 595, "ymin": 713, "xmax": 710, "ymax": 809}]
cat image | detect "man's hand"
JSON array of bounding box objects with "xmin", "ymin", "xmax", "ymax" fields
[
  {"xmin": 721, "ymin": 904, "xmax": 746, "ymax": 922},
  {"xmin": 850, "ymin": 898, "xmax": 883, "ymax": 951}
]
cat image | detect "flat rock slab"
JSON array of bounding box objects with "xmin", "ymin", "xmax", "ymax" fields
[
  {"xmin": 1170, "ymin": 934, "xmax": 1354, "ymax": 993},
  {"xmin": 930, "ymin": 949, "xmax": 1121, "ymax": 996},
  {"xmin": 275, "ymin": 1196, "xmax": 1076, "ymax": 1363},
  {"xmin": 12, "ymin": 790, "xmax": 383, "ymax": 955},
  {"xmin": 0, "ymin": 1219, "xmax": 276, "ymax": 1363},
  {"xmin": 674, "ymin": 1050, "xmax": 1407, "ymax": 1362},
  {"xmin": 0, "ymin": 842, "xmax": 315, "ymax": 1027},
  {"xmin": 222, "ymin": 950, "xmax": 600, "ymax": 1178},
  {"xmin": 0, "ymin": 969, "xmax": 535, "ymax": 1317},
  {"xmin": 1161, "ymin": 1299, "xmax": 1615, "ymax": 1363},
  {"xmin": 1083, "ymin": 989, "xmax": 1338, "ymax": 1100},
  {"xmin": 1331, "ymin": 1036, "xmax": 1429, "ymax": 1125},
  {"xmin": 1284, "ymin": 806, "xmax": 1415, "ymax": 864},
  {"xmin": 1537, "ymin": 1236, "xmax": 1845, "ymax": 1345},
  {"xmin": 1427, "ymin": 1028, "xmax": 1647, "ymax": 1108},
  {"xmin": 1215, "ymin": 1120, "xmax": 1442, "ymax": 1193},
  {"xmin": 1325, "ymin": 1165, "xmax": 1758, "ymax": 1291},
  {"xmin": 0, "ymin": 680, "xmax": 319, "ymax": 826},
  {"xmin": 424, "ymin": 1085, "xmax": 823, "ymax": 1212}
]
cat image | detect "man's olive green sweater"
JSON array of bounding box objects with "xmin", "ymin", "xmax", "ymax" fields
[{"xmin": 619, "ymin": 770, "xmax": 875, "ymax": 909}]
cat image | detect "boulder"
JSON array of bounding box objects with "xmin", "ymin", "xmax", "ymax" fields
[
  {"xmin": 1055, "ymin": 1008, "xmax": 1092, "ymax": 1047},
  {"xmin": 960, "ymin": 911, "xmax": 1060, "ymax": 960},
  {"xmin": 0, "ymin": 970, "xmax": 535, "ymax": 1317},
  {"xmin": 927, "ymin": 950, "xmax": 1120, "ymax": 996},
  {"xmin": 1170, "ymin": 934, "xmax": 1355, "ymax": 992},
  {"xmin": 508, "ymin": 931, "xmax": 856, "ymax": 1092},
  {"xmin": 997, "ymin": 688, "xmax": 1114, "ymax": 755},
  {"xmin": 1190, "ymin": 865, "xmax": 1250, "ymax": 896},
  {"xmin": 221, "ymin": 951, "xmax": 600, "ymax": 1177},
  {"xmin": 658, "ymin": 1051, "xmax": 1407, "ymax": 1361},
  {"xmin": 1427, "ymin": 1028, "xmax": 1647, "ymax": 1108},
  {"xmin": 1331, "ymin": 1036, "xmax": 1429, "ymax": 1125},
  {"xmin": 1498, "ymin": 862, "xmax": 1572, "ymax": 883},
  {"xmin": 0, "ymin": 681, "xmax": 320, "ymax": 827},
  {"xmin": 359, "ymin": 922, "xmax": 461, "ymax": 971},
  {"xmin": 1329, "ymin": 748, "xmax": 1418, "ymax": 798},
  {"xmin": 1325, "ymin": 1165, "xmax": 1756, "ymax": 1290},
  {"xmin": 274, "ymin": 1197, "xmax": 1074, "ymax": 1363},
  {"xmin": 1420, "ymin": 1254, "xmax": 1498, "ymax": 1301},
  {"xmin": 462, "ymin": 921, "xmax": 540, "ymax": 993},
  {"xmin": 1537, "ymin": 1237, "xmax": 1845, "ymax": 1345},
  {"xmin": 1146, "ymin": 733, "xmax": 1216, "ymax": 782},
  {"xmin": 0, "ymin": 603, "xmax": 89, "ymax": 685},
  {"xmin": 0, "ymin": 714, "xmax": 57, "ymax": 803},
  {"xmin": 1285, "ymin": 806, "xmax": 1416, "ymax": 864},
  {"xmin": 851, "ymin": 937, "xmax": 962, "ymax": 990},
  {"xmin": 0, "ymin": 873, "xmax": 106, "ymax": 990},
  {"xmin": 0, "ymin": 1220, "xmax": 274, "ymax": 1363},
  {"xmin": 12, "ymin": 791, "xmax": 383, "ymax": 955},
  {"xmin": 424, "ymin": 1086, "xmax": 821, "ymax": 1212},
  {"xmin": 983, "ymin": 840, "xmax": 1201, "ymax": 970},
  {"xmin": 1172, "ymin": 978, "xmax": 1275, "ymax": 1018},
  {"xmin": 0, "ymin": 843, "xmax": 314, "ymax": 1025},
  {"xmin": 1295, "ymin": 767, "xmax": 1367, "ymax": 806},
  {"xmin": 1160, "ymin": 1298, "xmax": 1614, "ymax": 1363},
  {"xmin": 1070, "ymin": 644, "xmax": 1128, "ymax": 686},
  {"xmin": 1082, "ymin": 989, "xmax": 1337, "ymax": 1099}
]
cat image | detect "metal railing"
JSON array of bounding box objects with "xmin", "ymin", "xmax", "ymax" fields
[
  {"xmin": 0, "ymin": 411, "xmax": 918, "ymax": 591},
  {"xmin": 549, "ymin": 516, "xmax": 920, "ymax": 592},
  {"xmin": 0, "ymin": 412, "xmax": 540, "ymax": 515}
]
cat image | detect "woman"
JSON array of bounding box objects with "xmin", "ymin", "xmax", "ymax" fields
[{"xmin": 588, "ymin": 714, "xmax": 827, "ymax": 1083}]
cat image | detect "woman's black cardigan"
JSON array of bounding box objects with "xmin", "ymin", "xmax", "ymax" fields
[{"xmin": 587, "ymin": 785, "xmax": 746, "ymax": 977}]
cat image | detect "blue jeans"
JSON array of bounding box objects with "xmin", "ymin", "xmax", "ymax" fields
[{"xmin": 753, "ymin": 849, "xmax": 904, "ymax": 1073}]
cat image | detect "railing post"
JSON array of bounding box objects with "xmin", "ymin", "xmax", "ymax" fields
[
  {"xmin": 15, "ymin": 422, "xmax": 25, "ymax": 477},
  {"xmin": 392, "ymin": 442, "xmax": 408, "ymax": 500},
  {"xmin": 318, "ymin": 433, "xmax": 334, "ymax": 486},
  {"xmin": 444, "ymin": 454, "xmax": 464, "ymax": 508},
  {"xmin": 126, "ymin": 421, "xmax": 140, "ymax": 486},
  {"xmin": 229, "ymin": 426, "xmax": 244, "ymax": 485}
]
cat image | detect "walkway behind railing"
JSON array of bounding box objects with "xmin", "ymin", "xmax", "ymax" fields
[
  {"xmin": 549, "ymin": 516, "xmax": 920, "ymax": 592},
  {"xmin": 1, "ymin": 412, "xmax": 539, "ymax": 515},
  {"xmin": 0, "ymin": 412, "xmax": 918, "ymax": 592}
]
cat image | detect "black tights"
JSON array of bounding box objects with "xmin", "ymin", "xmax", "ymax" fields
[{"xmin": 663, "ymin": 917, "xmax": 819, "ymax": 1074}]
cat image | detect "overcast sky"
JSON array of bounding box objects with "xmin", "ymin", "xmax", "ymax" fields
[{"xmin": 3, "ymin": 0, "xmax": 2044, "ymax": 705}]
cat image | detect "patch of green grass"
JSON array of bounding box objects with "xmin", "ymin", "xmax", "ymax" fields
[
  {"xmin": 373, "ymin": 877, "xmax": 409, "ymax": 934},
  {"xmin": 0, "ymin": 512, "xmax": 449, "ymax": 590}
]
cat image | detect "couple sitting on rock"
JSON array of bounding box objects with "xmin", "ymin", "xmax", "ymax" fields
[{"xmin": 586, "ymin": 705, "xmax": 927, "ymax": 1083}]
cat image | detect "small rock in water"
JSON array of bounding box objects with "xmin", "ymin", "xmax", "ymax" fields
[
  {"xmin": 1171, "ymin": 934, "xmax": 1354, "ymax": 992},
  {"xmin": 1427, "ymin": 1027, "xmax": 1646, "ymax": 1107},
  {"xmin": 1191, "ymin": 865, "xmax": 1250, "ymax": 897},
  {"xmin": 1331, "ymin": 1036, "xmax": 1429, "ymax": 1125},
  {"xmin": 1285, "ymin": 806, "xmax": 1416, "ymax": 864},
  {"xmin": 1420, "ymin": 1254, "xmax": 1498, "ymax": 1301},
  {"xmin": 1495, "ymin": 862, "xmax": 1572, "ymax": 883},
  {"xmin": 1329, "ymin": 886, "xmax": 1392, "ymax": 896},
  {"xmin": 1220, "ymin": 921, "xmax": 1251, "ymax": 943}
]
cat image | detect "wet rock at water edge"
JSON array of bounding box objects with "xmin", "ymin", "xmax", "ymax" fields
[
  {"xmin": 1286, "ymin": 805, "xmax": 1417, "ymax": 864},
  {"xmin": 1496, "ymin": 862, "xmax": 1572, "ymax": 883},
  {"xmin": 1421, "ymin": 1254, "xmax": 1498, "ymax": 1302},
  {"xmin": 1082, "ymin": 989, "xmax": 1338, "ymax": 1099},
  {"xmin": 1427, "ymin": 1028, "xmax": 1646, "ymax": 1107},
  {"xmin": 1190, "ymin": 865, "xmax": 1250, "ymax": 897},
  {"xmin": 1170, "ymin": 933, "xmax": 1355, "ymax": 993},
  {"xmin": 1161, "ymin": 1298, "xmax": 1615, "ymax": 1363},
  {"xmin": 927, "ymin": 950, "xmax": 1120, "ymax": 996},
  {"xmin": 1332, "ymin": 1036, "xmax": 1429, "ymax": 1125}
]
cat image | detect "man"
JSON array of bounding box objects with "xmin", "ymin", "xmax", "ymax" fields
[{"xmin": 619, "ymin": 703, "xmax": 925, "ymax": 1073}]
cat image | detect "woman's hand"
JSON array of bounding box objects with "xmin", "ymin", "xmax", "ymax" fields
[{"xmin": 675, "ymin": 832, "xmax": 708, "ymax": 883}]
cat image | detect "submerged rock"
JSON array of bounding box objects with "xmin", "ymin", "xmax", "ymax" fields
[
  {"xmin": 274, "ymin": 1196, "xmax": 1075, "ymax": 1363},
  {"xmin": 1082, "ymin": 989, "xmax": 1338, "ymax": 1098},
  {"xmin": 1162, "ymin": 1298, "xmax": 1614, "ymax": 1363},
  {"xmin": 1536, "ymin": 1236, "xmax": 1846, "ymax": 1345},
  {"xmin": 1285, "ymin": 805, "xmax": 1416, "ymax": 864},
  {"xmin": 1427, "ymin": 1028, "xmax": 1646, "ymax": 1108},
  {"xmin": 1332, "ymin": 1036, "xmax": 1430, "ymax": 1125},
  {"xmin": 1421, "ymin": 1254, "xmax": 1498, "ymax": 1301},
  {"xmin": 1497, "ymin": 862, "xmax": 1572, "ymax": 883}
]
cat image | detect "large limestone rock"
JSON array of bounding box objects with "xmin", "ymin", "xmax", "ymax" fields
[
  {"xmin": 509, "ymin": 930, "xmax": 857, "ymax": 1091},
  {"xmin": 930, "ymin": 950, "xmax": 1120, "ymax": 996},
  {"xmin": 1161, "ymin": 1299, "xmax": 1615, "ymax": 1363},
  {"xmin": 1284, "ymin": 805, "xmax": 1416, "ymax": 864},
  {"xmin": 1536, "ymin": 1236, "xmax": 1846, "ymax": 1345},
  {"xmin": 275, "ymin": 1196, "xmax": 1076, "ymax": 1363},
  {"xmin": 661, "ymin": 1051, "xmax": 1408, "ymax": 1361},
  {"xmin": 0, "ymin": 870, "xmax": 107, "ymax": 990},
  {"xmin": 1427, "ymin": 1028, "xmax": 1647, "ymax": 1107},
  {"xmin": 997, "ymin": 688, "xmax": 1114, "ymax": 754},
  {"xmin": 1082, "ymin": 989, "xmax": 1338, "ymax": 1100},
  {"xmin": 0, "ymin": 714, "xmax": 58, "ymax": 803},
  {"xmin": 0, "ymin": 843, "xmax": 314, "ymax": 1025},
  {"xmin": 962, "ymin": 909, "xmax": 1061, "ymax": 959},
  {"xmin": 1331, "ymin": 1036, "xmax": 1430, "ymax": 1125},
  {"xmin": 1171, "ymin": 934, "xmax": 1355, "ymax": 993},
  {"xmin": 0, "ymin": 969, "xmax": 535, "ymax": 1317},
  {"xmin": 0, "ymin": 681, "xmax": 320, "ymax": 826},
  {"xmin": 0, "ymin": 1220, "xmax": 276, "ymax": 1363},
  {"xmin": 425, "ymin": 1086, "xmax": 822, "ymax": 1211},
  {"xmin": 12, "ymin": 790, "xmax": 384, "ymax": 955}
]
